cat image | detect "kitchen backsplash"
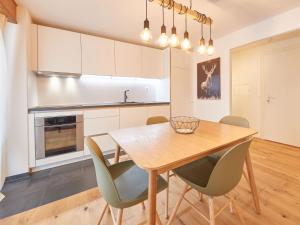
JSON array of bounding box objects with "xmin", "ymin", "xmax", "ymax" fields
[{"xmin": 36, "ymin": 75, "xmax": 170, "ymax": 106}]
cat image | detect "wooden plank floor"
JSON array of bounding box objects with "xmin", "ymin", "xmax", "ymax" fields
[{"xmin": 0, "ymin": 138, "xmax": 299, "ymax": 225}]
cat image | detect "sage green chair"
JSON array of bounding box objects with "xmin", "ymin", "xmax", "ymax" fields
[
  {"xmin": 146, "ymin": 116, "xmax": 169, "ymax": 125},
  {"xmin": 167, "ymin": 140, "xmax": 252, "ymax": 225},
  {"xmin": 87, "ymin": 137, "xmax": 168, "ymax": 225},
  {"xmin": 146, "ymin": 115, "xmax": 170, "ymax": 219},
  {"xmin": 212, "ymin": 115, "xmax": 250, "ymax": 158}
]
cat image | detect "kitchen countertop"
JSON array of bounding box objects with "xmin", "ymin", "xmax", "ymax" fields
[{"xmin": 28, "ymin": 101, "xmax": 170, "ymax": 113}]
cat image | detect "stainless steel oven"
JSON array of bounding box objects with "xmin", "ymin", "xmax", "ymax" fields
[{"xmin": 35, "ymin": 114, "xmax": 84, "ymax": 159}]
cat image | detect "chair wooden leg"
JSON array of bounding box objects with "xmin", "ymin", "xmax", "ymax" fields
[
  {"xmin": 141, "ymin": 202, "xmax": 146, "ymax": 210},
  {"xmin": 198, "ymin": 192, "xmax": 203, "ymax": 202},
  {"xmin": 166, "ymin": 184, "xmax": 189, "ymax": 225},
  {"xmin": 208, "ymin": 196, "xmax": 215, "ymax": 225},
  {"xmin": 243, "ymin": 168, "xmax": 249, "ymax": 185},
  {"xmin": 229, "ymin": 200, "xmax": 234, "ymax": 214},
  {"xmin": 116, "ymin": 209, "xmax": 123, "ymax": 225},
  {"xmin": 97, "ymin": 203, "xmax": 108, "ymax": 225},
  {"xmin": 156, "ymin": 211, "xmax": 163, "ymax": 225},
  {"xmin": 232, "ymin": 201, "xmax": 246, "ymax": 225},
  {"xmin": 165, "ymin": 171, "xmax": 170, "ymax": 219}
]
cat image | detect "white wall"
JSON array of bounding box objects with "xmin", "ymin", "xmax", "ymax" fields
[
  {"xmin": 3, "ymin": 7, "xmax": 32, "ymax": 177},
  {"xmin": 192, "ymin": 6, "xmax": 300, "ymax": 122},
  {"xmin": 0, "ymin": 16, "xmax": 9, "ymax": 187}
]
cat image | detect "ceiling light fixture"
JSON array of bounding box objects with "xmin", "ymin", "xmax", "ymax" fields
[
  {"xmin": 198, "ymin": 22, "xmax": 206, "ymax": 54},
  {"xmin": 207, "ymin": 22, "xmax": 214, "ymax": 55},
  {"xmin": 142, "ymin": 0, "xmax": 214, "ymax": 55},
  {"xmin": 140, "ymin": 0, "xmax": 152, "ymax": 42},
  {"xmin": 181, "ymin": 8, "xmax": 191, "ymax": 50},
  {"xmin": 169, "ymin": 2, "xmax": 179, "ymax": 47},
  {"xmin": 158, "ymin": 3, "xmax": 168, "ymax": 47}
]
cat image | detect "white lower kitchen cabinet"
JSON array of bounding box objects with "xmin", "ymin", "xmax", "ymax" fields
[
  {"xmin": 120, "ymin": 105, "xmax": 170, "ymax": 128},
  {"xmin": 83, "ymin": 108, "xmax": 120, "ymax": 155},
  {"xmin": 84, "ymin": 108, "xmax": 119, "ymax": 136}
]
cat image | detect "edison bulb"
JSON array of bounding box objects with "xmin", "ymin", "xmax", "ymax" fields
[
  {"xmin": 169, "ymin": 34, "xmax": 179, "ymax": 47},
  {"xmin": 140, "ymin": 28, "xmax": 152, "ymax": 42},
  {"xmin": 198, "ymin": 37, "xmax": 206, "ymax": 54},
  {"xmin": 181, "ymin": 38, "xmax": 191, "ymax": 50},
  {"xmin": 198, "ymin": 44, "xmax": 206, "ymax": 54},
  {"xmin": 207, "ymin": 44, "xmax": 214, "ymax": 55},
  {"xmin": 158, "ymin": 33, "xmax": 168, "ymax": 47}
]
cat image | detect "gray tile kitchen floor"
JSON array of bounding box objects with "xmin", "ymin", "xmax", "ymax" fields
[{"xmin": 0, "ymin": 153, "xmax": 117, "ymax": 218}]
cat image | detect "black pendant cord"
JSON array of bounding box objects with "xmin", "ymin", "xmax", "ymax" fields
[
  {"xmin": 162, "ymin": 4, "xmax": 165, "ymax": 26},
  {"xmin": 209, "ymin": 23, "xmax": 212, "ymax": 40},
  {"xmin": 185, "ymin": 13, "xmax": 187, "ymax": 32},
  {"xmin": 201, "ymin": 22, "xmax": 204, "ymax": 38},
  {"xmin": 146, "ymin": 0, "xmax": 148, "ymax": 20},
  {"xmin": 172, "ymin": 2, "xmax": 175, "ymax": 27}
]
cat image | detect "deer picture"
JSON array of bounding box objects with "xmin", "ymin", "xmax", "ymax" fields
[{"xmin": 201, "ymin": 64, "xmax": 217, "ymax": 96}]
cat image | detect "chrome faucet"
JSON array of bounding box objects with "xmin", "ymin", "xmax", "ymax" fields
[{"xmin": 124, "ymin": 90, "xmax": 130, "ymax": 103}]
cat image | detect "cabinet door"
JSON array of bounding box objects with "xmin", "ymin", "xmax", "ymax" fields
[
  {"xmin": 38, "ymin": 26, "xmax": 81, "ymax": 74},
  {"xmin": 81, "ymin": 34, "xmax": 115, "ymax": 76},
  {"xmin": 119, "ymin": 107, "xmax": 148, "ymax": 128},
  {"xmin": 84, "ymin": 108, "xmax": 120, "ymax": 136},
  {"xmin": 142, "ymin": 47, "xmax": 164, "ymax": 78},
  {"xmin": 115, "ymin": 41, "xmax": 142, "ymax": 77}
]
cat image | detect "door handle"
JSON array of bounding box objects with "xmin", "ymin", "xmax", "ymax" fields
[{"xmin": 266, "ymin": 96, "xmax": 276, "ymax": 103}]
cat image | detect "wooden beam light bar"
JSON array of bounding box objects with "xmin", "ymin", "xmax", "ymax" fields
[
  {"xmin": 150, "ymin": 0, "xmax": 213, "ymax": 25},
  {"xmin": 0, "ymin": 0, "xmax": 17, "ymax": 23}
]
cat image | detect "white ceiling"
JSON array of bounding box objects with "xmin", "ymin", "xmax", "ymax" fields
[{"xmin": 16, "ymin": 0, "xmax": 300, "ymax": 48}]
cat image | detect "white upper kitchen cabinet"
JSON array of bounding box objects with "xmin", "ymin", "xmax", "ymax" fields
[
  {"xmin": 81, "ymin": 34, "xmax": 115, "ymax": 76},
  {"xmin": 37, "ymin": 25, "xmax": 81, "ymax": 74},
  {"xmin": 142, "ymin": 47, "xmax": 164, "ymax": 79},
  {"xmin": 115, "ymin": 41, "xmax": 142, "ymax": 77}
]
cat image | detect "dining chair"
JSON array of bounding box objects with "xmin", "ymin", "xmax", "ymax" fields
[
  {"xmin": 213, "ymin": 115, "xmax": 250, "ymax": 158},
  {"xmin": 167, "ymin": 140, "xmax": 252, "ymax": 225},
  {"xmin": 146, "ymin": 115, "xmax": 170, "ymax": 219},
  {"xmin": 146, "ymin": 116, "xmax": 169, "ymax": 125},
  {"xmin": 86, "ymin": 137, "xmax": 168, "ymax": 225}
]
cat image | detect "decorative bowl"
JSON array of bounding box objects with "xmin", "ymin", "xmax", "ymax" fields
[{"xmin": 170, "ymin": 116, "xmax": 200, "ymax": 134}]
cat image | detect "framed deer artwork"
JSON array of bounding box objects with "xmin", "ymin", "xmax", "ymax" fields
[{"xmin": 197, "ymin": 57, "xmax": 221, "ymax": 99}]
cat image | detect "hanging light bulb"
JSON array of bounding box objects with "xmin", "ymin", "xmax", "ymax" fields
[
  {"xmin": 207, "ymin": 22, "xmax": 214, "ymax": 55},
  {"xmin": 198, "ymin": 23, "xmax": 206, "ymax": 54},
  {"xmin": 181, "ymin": 13, "xmax": 191, "ymax": 50},
  {"xmin": 169, "ymin": 2, "xmax": 179, "ymax": 47},
  {"xmin": 140, "ymin": 0, "xmax": 152, "ymax": 42},
  {"xmin": 158, "ymin": 4, "xmax": 168, "ymax": 47}
]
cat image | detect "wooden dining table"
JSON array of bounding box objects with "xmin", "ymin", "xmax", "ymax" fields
[{"xmin": 109, "ymin": 120, "xmax": 260, "ymax": 225}]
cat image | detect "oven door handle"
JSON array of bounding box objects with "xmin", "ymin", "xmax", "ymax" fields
[{"xmin": 44, "ymin": 123, "xmax": 77, "ymax": 128}]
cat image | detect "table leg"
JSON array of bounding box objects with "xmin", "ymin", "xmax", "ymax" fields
[
  {"xmin": 114, "ymin": 145, "xmax": 121, "ymax": 163},
  {"xmin": 148, "ymin": 170, "xmax": 157, "ymax": 225},
  {"xmin": 245, "ymin": 151, "xmax": 261, "ymax": 214}
]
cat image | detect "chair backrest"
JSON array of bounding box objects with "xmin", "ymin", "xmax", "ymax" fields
[
  {"xmin": 146, "ymin": 116, "xmax": 168, "ymax": 125},
  {"xmin": 219, "ymin": 115, "xmax": 249, "ymax": 128},
  {"xmin": 205, "ymin": 140, "xmax": 252, "ymax": 196},
  {"xmin": 86, "ymin": 137, "xmax": 121, "ymax": 206}
]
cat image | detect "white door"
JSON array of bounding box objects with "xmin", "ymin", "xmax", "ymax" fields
[{"xmin": 261, "ymin": 47, "xmax": 300, "ymax": 147}]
